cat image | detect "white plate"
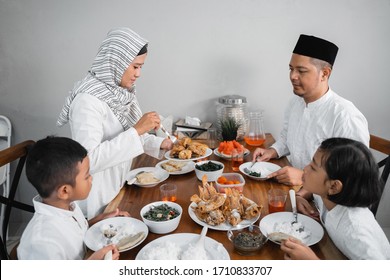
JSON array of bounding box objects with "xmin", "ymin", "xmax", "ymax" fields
[
  {"xmin": 84, "ymin": 217, "xmax": 148, "ymax": 252},
  {"xmin": 259, "ymin": 212, "xmax": 324, "ymax": 246},
  {"xmin": 239, "ymin": 162, "xmax": 281, "ymax": 180},
  {"xmin": 213, "ymin": 148, "xmax": 250, "ymax": 159},
  {"xmin": 188, "ymin": 199, "xmax": 261, "ymax": 231},
  {"xmin": 164, "ymin": 148, "xmax": 213, "ymax": 161},
  {"xmin": 126, "ymin": 167, "xmax": 169, "ymax": 187},
  {"xmin": 155, "ymin": 160, "xmax": 195, "ymax": 175},
  {"xmin": 135, "ymin": 233, "xmax": 230, "ymax": 260}
]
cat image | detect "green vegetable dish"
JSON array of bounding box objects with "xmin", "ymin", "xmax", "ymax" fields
[
  {"xmin": 143, "ymin": 204, "xmax": 180, "ymax": 222},
  {"xmin": 248, "ymin": 170, "xmax": 261, "ymax": 177},
  {"xmin": 195, "ymin": 161, "xmax": 223, "ymax": 171}
]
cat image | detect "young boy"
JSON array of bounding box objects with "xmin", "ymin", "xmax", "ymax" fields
[{"xmin": 17, "ymin": 136, "xmax": 129, "ymax": 259}]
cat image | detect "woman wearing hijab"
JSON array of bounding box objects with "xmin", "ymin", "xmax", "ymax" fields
[{"xmin": 57, "ymin": 27, "xmax": 173, "ymax": 218}]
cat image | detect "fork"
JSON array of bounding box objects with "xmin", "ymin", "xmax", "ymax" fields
[{"xmin": 160, "ymin": 124, "xmax": 177, "ymax": 144}]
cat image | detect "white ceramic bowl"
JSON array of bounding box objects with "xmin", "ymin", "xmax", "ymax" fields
[
  {"xmin": 140, "ymin": 201, "xmax": 182, "ymax": 234},
  {"xmin": 194, "ymin": 160, "xmax": 225, "ymax": 182}
]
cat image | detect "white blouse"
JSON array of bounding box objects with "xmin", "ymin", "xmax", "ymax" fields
[
  {"xmin": 69, "ymin": 93, "xmax": 164, "ymax": 218},
  {"xmin": 18, "ymin": 196, "xmax": 89, "ymax": 260},
  {"xmin": 271, "ymin": 89, "xmax": 369, "ymax": 169},
  {"xmin": 314, "ymin": 195, "xmax": 390, "ymax": 259}
]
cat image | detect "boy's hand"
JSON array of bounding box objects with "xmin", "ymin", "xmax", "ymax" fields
[
  {"xmin": 87, "ymin": 244, "xmax": 120, "ymax": 260},
  {"xmin": 296, "ymin": 196, "xmax": 320, "ymax": 221}
]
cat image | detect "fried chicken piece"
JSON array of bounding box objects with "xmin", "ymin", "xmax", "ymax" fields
[{"xmin": 178, "ymin": 149, "xmax": 192, "ymax": 159}]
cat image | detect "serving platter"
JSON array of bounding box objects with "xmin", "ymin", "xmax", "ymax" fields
[
  {"xmin": 135, "ymin": 233, "xmax": 230, "ymax": 260},
  {"xmin": 164, "ymin": 148, "xmax": 212, "ymax": 162},
  {"xmin": 188, "ymin": 199, "xmax": 261, "ymax": 231}
]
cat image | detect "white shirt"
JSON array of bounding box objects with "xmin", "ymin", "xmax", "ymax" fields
[
  {"xmin": 272, "ymin": 89, "xmax": 369, "ymax": 169},
  {"xmin": 17, "ymin": 196, "xmax": 89, "ymax": 260},
  {"xmin": 314, "ymin": 195, "xmax": 390, "ymax": 259},
  {"xmin": 69, "ymin": 93, "xmax": 164, "ymax": 218}
]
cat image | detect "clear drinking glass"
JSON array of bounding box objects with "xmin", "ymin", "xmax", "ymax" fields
[{"xmin": 244, "ymin": 111, "xmax": 265, "ymax": 146}]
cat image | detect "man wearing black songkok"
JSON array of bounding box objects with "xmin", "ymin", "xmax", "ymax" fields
[{"xmin": 253, "ymin": 34, "xmax": 369, "ymax": 215}]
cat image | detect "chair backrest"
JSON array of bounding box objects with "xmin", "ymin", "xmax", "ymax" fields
[
  {"xmin": 369, "ymin": 134, "xmax": 390, "ymax": 217},
  {"xmin": 0, "ymin": 140, "xmax": 35, "ymax": 260}
]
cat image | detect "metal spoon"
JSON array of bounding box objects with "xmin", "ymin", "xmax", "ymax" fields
[
  {"xmin": 160, "ymin": 124, "xmax": 177, "ymax": 144},
  {"xmin": 289, "ymin": 190, "xmax": 304, "ymax": 232}
]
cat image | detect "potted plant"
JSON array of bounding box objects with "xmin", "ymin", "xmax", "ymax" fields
[{"xmin": 220, "ymin": 117, "xmax": 241, "ymax": 141}]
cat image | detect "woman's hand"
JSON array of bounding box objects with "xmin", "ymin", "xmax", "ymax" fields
[
  {"xmin": 281, "ymin": 238, "xmax": 320, "ymax": 260},
  {"xmin": 88, "ymin": 208, "xmax": 130, "ymax": 226},
  {"xmin": 87, "ymin": 244, "xmax": 120, "ymax": 260},
  {"xmin": 252, "ymin": 148, "xmax": 277, "ymax": 162},
  {"xmin": 160, "ymin": 138, "xmax": 174, "ymax": 150},
  {"xmin": 134, "ymin": 111, "xmax": 161, "ymax": 135},
  {"xmin": 267, "ymin": 166, "xmax": 303, "ymax": 186}
]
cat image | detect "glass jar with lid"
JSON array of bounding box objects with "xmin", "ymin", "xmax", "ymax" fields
[{"xmin": 216, "ymin": 95, "xmax": 248, "ymax": 141}]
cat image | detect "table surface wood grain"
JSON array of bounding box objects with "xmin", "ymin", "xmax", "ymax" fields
[{"xmin": 104, "ymin": 134, "xmax": 346, "ymax": 260}]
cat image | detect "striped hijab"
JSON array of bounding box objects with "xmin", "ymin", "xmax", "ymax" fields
[{"xmin": 57, "ymin": 27, "xmax": 148, "ymax": 130}]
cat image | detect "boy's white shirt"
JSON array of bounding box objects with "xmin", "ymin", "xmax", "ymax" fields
[{"xmin": 17, "ymin": 195, "xmax": 88, "ymax": 260}]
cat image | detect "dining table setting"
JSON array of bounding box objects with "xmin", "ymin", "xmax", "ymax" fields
[{"xmin": 89, "ymin": 133, "xmax": 346, "ymax": 260}]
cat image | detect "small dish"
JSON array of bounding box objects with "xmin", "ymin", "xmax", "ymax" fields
[
  {"xmin": 239, "ymin": 162, "xmax": 281, "ymax": 180},
  {"xmin": 155, "ymin": 159, "xmax": 195, "ymax": 175},
  {"xmin": 194, "ymin": 160, "xmax": 224, "ymax": 182},
  {"xmin": 215, "ymin": 173, "xmax": 245, "ymax": 193},
  {"xmin": 227, "ymin": 225, "xmax": 268, "ymax": 255},
  {"xmin": 125, "ymin": 167, "xmax": 169, "ymax": 187}
]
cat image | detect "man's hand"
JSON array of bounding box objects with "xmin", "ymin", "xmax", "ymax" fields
[
  {"xmin": 267, "ymin": 166, "xmax": 303, "ymax": 186},
  {"xmin": 252, "ymin": 148, "xmax": 278, "ymax": 162}
]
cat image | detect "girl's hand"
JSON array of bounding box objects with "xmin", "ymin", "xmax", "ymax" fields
[
  {"xmin": 296, "ymin": 196, "xmax": 320, "ymax": 221},
  {"xmin": 87, "ymin": 244, "xmax": 120, "ymax": 260},
  {"xmin": 280, "ymin": 238, "xmax": 320, "ymax": 260}
]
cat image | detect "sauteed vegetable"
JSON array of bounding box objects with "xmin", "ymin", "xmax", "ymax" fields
[{"xmin": 143, "ymin": 204, "xmax": 180, "ymax": 222}]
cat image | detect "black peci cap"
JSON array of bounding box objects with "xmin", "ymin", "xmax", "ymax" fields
[{"xmin": 293, "ymin": 34, "xmax": 339, "ymax": 66}]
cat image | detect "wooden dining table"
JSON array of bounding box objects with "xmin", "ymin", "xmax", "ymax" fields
[{"xmin": 104, "ymin": 133, "xmax": 346, "ymax": 260}]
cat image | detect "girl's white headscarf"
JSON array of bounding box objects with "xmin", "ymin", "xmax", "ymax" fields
[{"xmin": 57, "ymin": 27, "xmax": 148, "ymax": 130}]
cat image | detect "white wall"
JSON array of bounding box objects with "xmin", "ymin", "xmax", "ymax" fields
[{"xmin": 1, "ymin": 0, "xmax": 390, "ymax": 228}]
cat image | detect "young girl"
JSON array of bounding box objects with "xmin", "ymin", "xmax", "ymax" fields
[{"xmin": 281, "ymin": 137, "xmax": 390, "ymax": 259}]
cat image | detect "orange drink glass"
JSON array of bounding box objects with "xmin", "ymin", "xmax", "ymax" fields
[
  {"xmin": 160, "ymin": 183, "xmax": 177, "ymax": 202},
  {"xmin": 267, "ymin": 189, "xmax": 287, "ymax": 213}
]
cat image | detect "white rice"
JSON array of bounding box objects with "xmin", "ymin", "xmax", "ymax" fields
[
  {"xmin": 141, "ymin": 241, "xmax": 209, "ymax": 260},
  {"xmin": 273, "ymin": 221, "xmax": 311, "ymax": 241}
]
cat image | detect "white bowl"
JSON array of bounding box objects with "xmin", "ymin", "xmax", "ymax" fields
[
  {"xmin": 140, "ymin": 201, "xmax": 182, "ymax": 234},
  {"xmin": 194, "ymin": 160, "xmax": 224, "ymax": 182}
]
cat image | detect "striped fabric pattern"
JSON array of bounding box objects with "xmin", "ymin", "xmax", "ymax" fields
[{"xmin": 57, "ymin": 27, "xmax": 148, "ymax": 130}]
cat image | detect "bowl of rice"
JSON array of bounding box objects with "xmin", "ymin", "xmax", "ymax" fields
[{"xmin": 140, "ymin": 201, "xmax": 182, "ymax": 234}]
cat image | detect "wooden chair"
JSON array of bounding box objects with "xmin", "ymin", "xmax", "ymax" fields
[
  {"xmin": 0, "ymin": 140, "xmax": 35, "ymax": 260},
  {"xmin": 369, "ymin": 134, "xmax": 390, "ymax": 217}
]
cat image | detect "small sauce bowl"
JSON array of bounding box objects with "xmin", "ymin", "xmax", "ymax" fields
[{"xmin": 227, "ymin": 225, "xmax": 268, "ymax": 255}]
